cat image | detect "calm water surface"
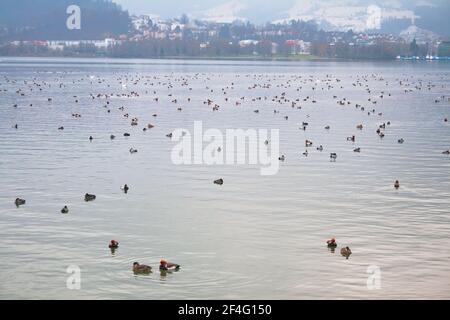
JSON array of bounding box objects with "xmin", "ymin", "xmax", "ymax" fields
[{"xmin": 0, "ymin": 57, "xmax": 449, "ymax": 299}]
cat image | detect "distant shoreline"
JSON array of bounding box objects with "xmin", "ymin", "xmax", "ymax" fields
[{"xmin": 1, "ymin": 55, "xmax": 448, "ymax": 64}]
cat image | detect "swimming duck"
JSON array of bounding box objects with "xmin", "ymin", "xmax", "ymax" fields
[
  {"xmin": 61, "ymin": 206, "xmax": 69, "ymax": 214},
  {"xmin": 327, "ymin": 238, "xmax": 337, "ymax": 248},
  {"xmin": 353, "ymin": 148, "xmax": 361, "ymax": 153},
  {"xmin": 58, "ymin": 126, "xmax": 64, "ymax": 130},
  {"xmin": 15, "ymin": 198, "xmax": 26, "ymax": 206},
  {"xmin": 89, "ymin": 136, "xmax": 93, "ymax": 141},
  {"xmin": 341, "ymin": 247, "xmax": 352, "ymax": 257},
  {"xmin": 324, "ymin": 125, "xmax": 330, "ymax": 130},
  {"xmin": 330, "ymin": 153, "xmax": 337, "ymax": 161},
  {"xmin": 121, "ymin": 184, "xmax": 129, "ymax": 193},
  {"xmin": 133, "ymin": 262, "xmax": 152, "ymax": 274},
  {"xmin": 317, "ymin": 145, "xmax": 323, "ymax": 151},
  {"xmin": 108, "ymin": 240, "xmax": 119, "ymax": 249},
  {"xmin": 123, "ymin": 133, "xmax": 131, "ymax": 137},
  {"xmin": 166, "ymin": 133, "xmax": 173, "ymax": 138},
  {"xmin": 442, "ymin": 150, "xmax": 450, "ymax": 155},
  {"xmin": 214, "ymin": 178, "xmax": 224, "ymax": 185},
  {"xmin": 110, "ymin": 135, "xmax": 116, "ymax": 140},
  {"xmin": 305, "ymin": 140, "xmax": 313, "ymax": 147},
  {"xmin": 356, "ymin": 124, "xmax": 363, "ymax": 130},
  {"xmin": 302, "ymin": 150, "xmax": 308, "ymax": 157},
  {"xmin": 159, "ymin": 259, "xmax": 180, "ymax": 271},
  {"xmin": 279, "ymin": 155, "xmax": 285, "ymax": 161},
  {"xmin": 394, "ymin": 180, "xmax": 400, "ymax": 189},
  {"xmin": 445, "ymin": 118, "xmax": 448, "ymax": 123},
  {"xmin": 84, "ymin": 193, "xmax": 96, "ymax": 202},
  {"xmin": 398, "ymin": 138, "xmax": 405, "ymax": 144},
  {"xmin": 346, "ymin": 135, "xmax": 355, "ymax": 142},
  {"xmin": 129, "ymin": 148, "xmax": 138, "ymax": 154}
]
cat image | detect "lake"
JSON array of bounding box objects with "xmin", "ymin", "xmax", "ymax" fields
[{"xmin": 0, "ymin": 57, "xmax": 449, "ymax": 299}]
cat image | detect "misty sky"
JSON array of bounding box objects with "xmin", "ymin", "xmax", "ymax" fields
[{"xmin": 112, "ymin": 0, "xmax": 449, "ymax": 26}]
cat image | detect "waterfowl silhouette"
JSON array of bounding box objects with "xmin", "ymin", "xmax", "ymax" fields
[
  {"xmin": 110, "ymin": 134, "xmax": 116, "ymax": 140},
  {"xmin": 84, "ymin": 193, "xmax": 96, "ymax": 202},
  {"xmin": 108, "ymin": 240, "xmax": 119, "ymax": 249},
  {"xmin": 129, "ymin": 148, "xmax": 138, "ymax": 154},
  {"xmin": 341, "ymin": 247, "xmax": 352, "ymax": 258},
  {"xmin": 330, "ymin": 153, "xmax": 337, "ymax": 161},
  {"xmin": 353, "ymin": 147, "xmax": 361, "ymax": 153},
  {"xmin": 398, "ymin": 138, "xmax": 405, "ymax": 144},
  {"xmin": 327, "ymin": 238, "xmax": 337, "ymax": 248},
  {"xmin": 123, "ymin": 133, "xmax": 131, "ymax": 137},
  {"xmin": 443, "ymin": 150, "xmax": 450, "ymax": 155},
  {"xmin": 89, "ymin": 136, "xmax": 93, "ymax": 141},
  {"xmin": 214, "ymin": 178, "xmax": 224, "ymax": 185},
  {"xmin": 279, "ymin": 155, "xmax": 285, "ymax": 161},
  {"xmin": 121, "ymin": 184, "xmax": 129, "ymax": 193},
  {"xmin": 159, "ymin": 259, "xmax": 180, "ymax": 271},
  {"xmin": 15, "ymin": 198, "xmax": 26, "ymax": 206},
  {"xmin": 394, "ymin": 180, "xmax": 400, "ymax": 189},
  {"xmin": 133, "ymin": 262, "xmax": 152, "ymax": 274},
  {"xmin": 61, "ymin": 206, "xmax": 69, "ymax": 214}
]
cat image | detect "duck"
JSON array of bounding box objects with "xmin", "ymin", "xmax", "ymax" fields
[
  {"xmin": 159, "ymin": 259, "xmax": 180, "ymax": 271},
  {"xmin": 324, "ymin": 125, "xmax": 330, "ymax": 130},
  {"xmin": 346, "ymin": 135, "xmax": 355, "ymax": 142},
  {"xmin": 442, "ymin": 150, "xmax": 450, "ymax": 155},
  {"xmin": 166, "ymin": 133, "xmax": 173, "ymax": 138},
  {"xmin": 133, "ymin": 262, "xmax": 152, "ymax": 274},
  {"xmin": 123, "ymin": 133, "xmax": 131, "ymax": 137},
  {"xmin": 305, "ymin": 140, "xmax": 313, "ymax": 147},
  {"xmin": 353, "ymin": 147, "xmax": 361, "ymax": 153},
  {"xmin": 444, "ymin": 118, "xmax": 448, "ymax": 123},
  {"xmin": 108, "ymin": 240, "xmax": 119, "ymax": 249},
  {"xmin": 356, "ymin": 124, "xmax": 363, "ymax": 130},
  {"xmin": 121, "ymin": 184, "xmax": 129, "ymax": 193},
  {"xmin": 326, "ymin": 238, "xmax": 337, "ymax": 248},
  {"xmin": 15, "ymin": 198, "xmax": 26, "ymax": 206},
  {"xmin": 214, "ymin": 178, "xmax": 224, "ymax": 185},
  {"xmin": 129, "ymin": 148, "xmax": 138, "ymax": 154},
  {"xmin": 58, "ymin": 126, "xmax": 64, "ymax": 130},
  {"xmin": 302, "ymin": 150, "xmax": 308, "ymax": 157},
  {"xmin": 398, "ymin": 138, "xmax": 405, "ymax": 144},
  {"xmin": 278, "ymin": 155, "xmax": 285, "ymax": 161},
  {"xmin": 394, "ymin": 180, "xmax": 400, "ymax": 189},
  {"xmin": 341, "ymin": 247, "xmax": 352, "ymax": 257},
  {"xmin": 84, "ymin": 193, "xmax": 96, "ymax": 202},
  {"xmin": 330, "ymin": 153, "xmax": 337, "ymax": 161},
  {"xmin": 110, "ymin": 134, "xmax": 116, "ymax": 140},
  {"xmin": 89, "ymin": 136, "xmax": 93, "ymax": 141},
  {"xmin": 316, "ymin": 145, "xmax": 323, "ymax": 152},
  {"xmin": 61, "ymin": 206, "xmax": 69, "ymax": 214}
]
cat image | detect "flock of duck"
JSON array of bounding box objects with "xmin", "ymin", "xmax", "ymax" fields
[{"xmin": 4, "ymin": 69, "xmax": 449, "ymax": 271}]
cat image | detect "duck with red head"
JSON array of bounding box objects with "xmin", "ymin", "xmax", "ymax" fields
[
  {"xmin": 159, "ymin": 259, "xmax": 180, "ymax": 271},
  {"xmin": 109, "ymin": 240, "xmax": 119, "ymax": 249},
  {"xmin": 326, "ymin": 238, "xmax": 337, "ymax": 248}
]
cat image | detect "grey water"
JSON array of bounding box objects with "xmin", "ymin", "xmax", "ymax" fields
[{"xmin": 0, "ymin": 57, "xmax": 449, "ymax": 299}]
